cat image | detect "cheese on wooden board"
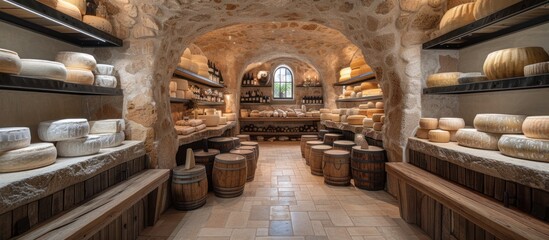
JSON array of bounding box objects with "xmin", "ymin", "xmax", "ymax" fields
[
  {"xmin": 175, "ymin": 126, "xmax": 196, "ymax": 135},
  {"xmin": 524, "ymin": 61, "xmax": 549, "ymax": 77},
  {"xmin": 363, "ymin": 118, "xmax": 374, "ymax": 128},
  {"xmin": 366, "ymin": 109, "xmax": 384, "ymax": 118},
  {"xmin": 522, "ymin": 116, "xmax": 549, "ymax": 139},
  {"xmin": 375, "ymin": 102, "xmax": 384, "ymax": 109},
  {"xmin": 83, "ymin": 15, "xmax": 113, "ymax": 34},
  {"xmin": 427, "ymin": 72, "xmax": 461, "ymax": 87},
  {"xmin": 473, "ymin": 0, "xmax": 521, "ymax": 20},
  {"xmin": 38, "ymin": 119, "xmax": 89, "ymax": 142},
  {"xmin": 361, "ymin": 82, "xmax": 378, "ymax": 90},
  {"xmin": 438, "ymin": 118, "xmax": 465, "ymax": 131},
  {"xmin": 0, "ymin": 143, "xmax": 57, "ymax": 173},
  {"xmin": 439, "ymin": 3, "xmax": 475, "ymax": 34},
  {"xmin": 416, "ymin": 128, "xmax": 430, "ymax": 139},
  {"xmin": 20, "ymin": 59, "xmax": 67, "ymax": 81},
  {"xmin": 169, "ymin": 81, "xmax": 177, "ymax": 92},
  {"xmin": 56, "ymin": 136, "xmax": 101, "ymax": 157},
  {"xmin": 455, "ymin": 129, "xmax": 501, "ymax": 150},
  {"xmin": 55, "ymin": 52, "xmax": 96, "ymax": 70},
  {"xmin": 91, "ymin": 132, "xmax": 125, "ymax": 148},
  {"xmin": 372, "ymin": 114, "xmax": 384, "ymax": 123},
  {"xmin": 0, "ymin": 48, "xmax": 22, "ymax": 75},
  {"xmin": 93, "ymin": 64, "xmax": 114, "ymax": 76},
  {"xmin": 195, "ymin": 124, "xmax": 207, "ymax": 131},
  {"xmin": 474, "ymin": 114, "xmax": 527, "ymax": 134},
  {"xmin": 498, "ymin": 135, "xmax": 549, "ymax": 162},
  {"xmin": 198, "ymin": 115, "xmax": 220, "ymax": 127},
  {"xmin": 373, "ymin": 122, "xmax": 383, "ymax": 131},
  {"xmin": 428, "ymin": 130, "xmax": 451, "ymax": 143},
  {"xmin": 0, "ymin": 127, "xmax": 31, "ymax": 152},
  {"xmin": 94, "ymin": 75, "xmax": 117, "ymax": 88},
  {"xmin": 347, "ymin": 115, "xmax": 366, "ymax": 125},
  {"xmin": 419, "ymin": 118, "xmax": 438, "ymax": 130},
  {"xmin": 66, "ymin": 68, "xmax": 94, "ymax": 85},
  {"xmin": 89, "ymin": 119, "xmax": 124, "ymax": 134},
  {"xmin": 483, "ymin": 47, "xmax": 549, "ymax": 80}
]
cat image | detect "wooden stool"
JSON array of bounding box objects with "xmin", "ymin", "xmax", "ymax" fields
[
  {"xmin": 300, "ymin": 135, "xmax": 318, "ymax": 158},
  {"xmin": 323, "ymin": 133, "xmax": 343, "ymax": 146},
  {"xmin": 237, "ymin": 134, "xmax": 251, "ymax": 142},
  {"xmin": 333, "ymin": 140, "xmax": 356, "ymax": 152},
  {"xmin": 208, "ymin": 137, "xmax": 235, "ymax": 153},
  {"xmin": 231, "ymin": 137, "xmax": 241, "ymax": 148},
  {"xmin": 323, "ymin": 150, "xmax": 351, "ymax": 186},
  {"xmin": 241, "ymin": 141, "xmax": 259, "ymax": 157},
  {"xmin": 305, "ymin": 140, "xmax": 324, "ymax": 166},
  {"xmin": 237, "ymin": 145, "xmax": 258, "ymax": 163},
  {"xmin": 351, "ymin": 146, "xmax": 386, "ymax": 190},
  {"xmin": 172, "ymin": 165, "xmax": 208, "ymax": 210},
  {"xmin": 194, "ymin": 149, "xmax": 220, "ymax": 191},
  {"xmin": 310, "ymin": 145, "xmax": 332, "ymax": 176},
  {"xmin": 230, "ymin": 149, "xmax": 256, "ymax": 182},
  {"xmin": 319, "ymin": 130, "xmax": 330, "ymax": 139},
  {"xmin": 212, "ymin": 153, "xmax": 247, "ymax": 198}
]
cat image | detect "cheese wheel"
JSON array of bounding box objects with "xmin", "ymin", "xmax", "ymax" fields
[
  {"xmin": 359, "ymin": 64, "xmax": 373, "ymax": 74},
  {"xmin": 344, "ymin": 90, "xmax": 353, "ymax": 97},
  {"xmin": 498, "ymin": 135, "xmax": 549, "ymax": 162},
  {"xmin": 380, "ymin": 116, "xmax": 385, "ymax": 123},
  {"xmin": 373, "ymin": 122, "xmax": 383, "ymax": 131},
  {"xmin": 66, "ymin": 68, "xmax": 94, "ymax": 85},
  {"xmin": 56, "ymin": 52, "xmax": 96, "ymax": 70},
  {"xmin": 347, "ymin": 115, "xmax": 366, "ymax": 125},
  {"xmin": 522, "ymin": 116, "xmax": 549, "ymax": 139},
  {"xmin": 320, "ymin": 108, "xmax": 331, "ymax": 113},
  {"xmin": 57, "ymin": 136, "xmax": 101, "ymax": 157},
  {"xmin": 439, "ymin": 3, "xmax": 475, "ymax": 34},
  {"xmin": 83, "ymin": 15, "xmax": 113, "ymax": 34},
  {"xmin": 363, "ymin": 118, "xmax": 374, "ymax": 128},
  {"xmin": 169, "ymin": 92, "xmax": 176, "ymax": 98},
  {"xmin": 366, "ymin": 109, "xmax": 384, "ymax": 118},
  {"xmin": 0, "ymin": 48, "xmax": 22, "ymax": 74},
  {"xmin": 455, "ymin": 129, "xmax": 501, "ymax": 150},
  {"xmin": 339, "ymin": 74, "xmax": 351, "ymax": 82},
  {"xmin": 483, "ymin": 47, "xmax": 549, "ymax": 80},
  {"xmin": 38, "ymin": 119, "xmax": 89, "ymax": 142},
  {"xmin": 89, "ymin": 119, "xmax": 124, "ymax": 134},
  {"xmin": 427, "ymin": 72, "xmax": 461, "ymax": 87},
  {"xmin": 179, "ymin": 57, "xmax": 192, "ymax": 70},
  {"xmin": 419, "ymin": 118, "xmax": 438, "ymax": 130},
  {"xmin": 55, "ymin": 0, "xmax": 82, "ymax": 20},
  {"xmin": 340, "ymin": 67, "xmax": 352, "ymax": 77},
  {"xmin": 173, "ymin": 78, "xmax": 189, "ymax": 90},
  {"xmin": 175, "ymin": 125, "xmax": 196, "ymax": 135},
  {"xmin": 92, "ymin": 132, "xmax": 125, "ymax": 148},
  {"xmin": 358, "ymin": 104, "xmax": 369, "ymax": 109},
  {"xmin": 524, "ymin": 61, "xmax": 549, "ymax": 77},
  {"xmin": 350, "ymin": 68, "xmax": 364, "ymax": 78},
  {"xmin": 0, "ymin": 143, "xmax": 57, "ymax": 173},
  {"xmin": 449, "ymin": 130, "xmax": 458, "ymax": 142},
  {"xmin": 20, "ymin": 59, "xmax": 67, "ymax": 81},
  {"xmin": 191, "ymin": 55, "xmax": 208, "ymax": 65},
  {"xmin": 320, "ymin": 113, "xmax": 331, "ymax": 121},
  {"xmin": 360, "ymin": 82, "xmax": 378, "ymax": 90},
  {"xmin": 198, "ymin": 69, "xmax": 209, "ymax": 78},
  {"xmin": 375, "ymin": 102, "xmax": 384, "ymax": 109},
  {"xmin": 169, "ymin": 81, "xmax": 177, "ymax": 92},
  {"xmin": 366, "ymin": 102, "xmax": 375, "ymax": 108},
  {"xmin": 330, "ymin": 113, "xmax": 341, "ymax": 122},
  {"xmin": 182, "ymin": 48, "xmax": 192, "ymax": 59},
  {"xmin": 438, "ymin": 118, "xmax": 465, "ymax": 131},
  {"xmin": 93, "ymin": 64, "xmax": 114, "ymax": 76},
  {"xmin": 351, "ymin": 58, "xmax": 366, "ymax": 69},
  {"xmin": 428, "ymin": 130, "xmax": 451, "ymax": 143},
  {"xmin": 94, "ymin": 75, "xmax": 117, "ymax": 88},
  {"xmin": 353, "ymin": 86, "xmax": 362, "ymax": 93},
  {"xmin": 219, "ymin": 117, "xmax": 228, "ymax": 125},
  {"xmin": 362, "ymin": 88, "xmax": 382, "ymax": 96},
  {"xmin": 416, "ymin": 128, "xmax": 430, "ymax": 139},
  {"xmin": 474, "ymin": 114, "xmax": 527, "ymax": 134},
  {"xmin": 176, "ymin": 90, "xmax": 185, "ymax": 98},
  {"xmin": 473, "ymin": 0, "xmax": 521, "ymax": 20},
  {"xmin": 198, "ymin": 115, "xmax": 220, "ymax": 127},
  {"xmin": 372, "ymin": 114, "xmax": 384, "ymax": 123},
  {"xmin": 0, "ymin": 127, "xmax": 31, "ymax": 152},
  {"xmin": 64, "ymin": 0, "xmax": 86, "ymax": 15}
]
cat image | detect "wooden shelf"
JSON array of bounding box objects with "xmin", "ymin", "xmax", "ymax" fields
[
  {"xmin": 241, "ymin": 85, "xmax": 272, "ymax": 87},
  {"xmin": 423, "ymin": 74, "xmax": 549, "ymax": 94},
  {"xmin": 240, "ymin": 117, "xmax": 320, "ymax": 122},
  {"xmin": 423, "ymin": 0, "xmax": 549, "ymax": 50},
  {"xmin": 197, "ymin": 101, "xmax": 224, "ymax": 106},
  {"xmin": 0, "ymin": 74, "xmax": 122, "ymax": 96},
  {"xmin": 240, "ymin": 132, "xmax": 318, "ymax": 136},
  {"xmin": 0, "ymin": 0, "xmax": 122, "ymax": 47},
  {"xmin": 296, "ymin": 85, "xmax": 323, "ymax": 88},
  {"xmin": 333, "ymin": 72, "xmax": 376, "ymax": 86},
  {"xmin": 170, "ymin": 98, "xmax": 191, "ymax": 103},
  {"xmin": 173, "ymin": 67, "xmax": 224, "ymax": 88},
  {"xmin": 335, "ymin": 95, "xmax": 383, "ymax": 102},
  {"xmin": 240, "ymin": 102, "xmax": 323, "ymax": 106},
  {"xmin": 177, "ymin": 121, "xmax": 236, "ymax": 146}
]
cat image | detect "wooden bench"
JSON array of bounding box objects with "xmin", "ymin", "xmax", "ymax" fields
[
  {"xmin": 387, "ymin": 162, "xmax": 549, "ymax": 240},
  {"xmin": 19, "ymin": 169, "xmax": 169, "ymax": 240}
]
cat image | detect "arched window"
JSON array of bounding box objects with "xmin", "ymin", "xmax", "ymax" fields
[{"xmin": 273, "ymin": 65, "xmax": 293, "ymax": 99}]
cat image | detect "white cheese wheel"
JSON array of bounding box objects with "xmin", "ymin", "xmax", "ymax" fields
[
  {"xmin": 439, "ymin": 118, "xmax": 465, "ymax": 131},
  {"xmin": 198, "ymin": 115, "xmax": 220, "ymax": 127},
  {"xmin": 419, "ymin": 118, "xmax": 438, "ymax": 130},
  {"xmin": 375, "ymin": 102, "xmax": 384, "ymax": 109},
  {"xmin": 522, "ymin": 116, "xmax": 549, "ymax": 139},
  {"xmin": 83, "ymin": 15, "xmax": 113, "ymax": 34},
  {"xmin": 176, "ymin": 90, "xmax": 185, "ymax": 98},
  {"xmin": 483, "ymin": 47, "xmax": 549, "ymax": 80},
  {"xmin": 474, "ymin": 114, "xmax": 527, "ymax": 134},
  {"xmin": 498, "ymin": 135, "xmax": 549, "ymax": 162},
  {"xmin": 363, "ymin": 118, "xmax": 374, "ymax": 128},
  {"xmin": 428, "ymin": 130, "xmax": 451, "ymax": 143},
  {"xmin": 0, "ymin": 48, "xmax": 22, "ymax": 75},
  {"xmin": 347, "ymin": 115, "xmax": 366, "ymax": 125},
  {"xmin": 94, "ymin": 75, "xmax": 117, "ymax": 88},
  {"xmin": 66, "ymin": 68, "xmax": 94, "ymax": 85},
  {"xmin": 93, "ymin": 64, "xmax": 114, "ymax": 76},
  {"xmin": 0, "ymin": 143, "xmax": 57, "ymax": 173},
  {"xmin": 473, "ymin": 0, "xmax": 521, "ymax": 20},
  {"xmin": 340, "ymin": 67, "xmax": 351, "ymax": 77},
  {"xmin": 360, "ymin": 82, "xmax": 378, "ymax": 90},
  {"xmin": 372, "ymin": 114, "xmax": 384, "ymax": 123},
  {"xmin": 373, "ymin": 122, "xmax": 383, "ymax": 131},
  {"xmin": 91, "ymin": 132, "xmax": 125, "ymax": 148},
  {"xmin": 427, "ymin": 72, "xmax": 462, "ymax": 87},
  {"xmin": 455, "ymin": 129, "xmax": 501, "ymax": 150},
  {"xmin": 20, "ymin": 59, "xmax": 67, "ymax": 81},
  {"xmin": 89, "ymin": 119, "xmax": 124, "ymax": 134},
  {"xmin": 0, "ymin": 127, "xmax": 31, "ymax": 152},
  {"xmin": 55, "ymin": 52, "xmax": 96, "ymax": 70},
  {"xmin": 56, "ymin": 136, "xmax": 101, "ymax": 157},
  {"xmin": 204, "ymin": 108, "xmax": 216, "ymax": 116},
  {"xmin": 169, "ymin": 81, "xmax": 177, "ymax": 92},
  {"xmin": 366, "ymin": 109, "xmax": 384, "ymax": 118},
  {"xmin": 38, "ymin": 118, "xmax": 89, "ymax": 142},
  {"xmin": 439, "ymin": 3, "xmax": 475, "ymax": 34},
  {"xmin": 362, "ymin": 89, "xmax": 382, "ymax": 96},
  {"xmin": 524, "ymin": 61, "xmax": 549, "ymax": 77},
  {"xmin": 416, "ymin": 128, "xmax": 430, "ymax": 139},
  {"xmin": 366, "ymin": 102, "xmax": 375, "ymax": 108}
]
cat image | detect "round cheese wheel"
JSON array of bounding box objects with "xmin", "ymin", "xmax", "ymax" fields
[
  {"xmin": 66, "ymin": 68, "xmax": 94, "ymax": 85},
  {"xmin": 330, "ymin": 113, "xmax": 341, "ymax": 122},
  {"xmin": 351, "ymin": 68, "xmax": 364, "ymax": 78},
  {"xmin": 360, "ymin": 64, "xmax": 373, "ymax": 74},
  {"xmin": 55, "ymin": 0, "xmax": 82, "ymax": 20},
  {"xmin": 223, "ymin": 113, "xmax": 236, "ymax": 121},
  {"xmin": 92, "ymin": 132, "xmax": 125, "ymax": 148},
  {"xmin": 363, "ymin": 118, "xmax": 374, "ymax": 128},
  {"xmin": 362, "ymin": 88, "xmax": 382, "ymax": 96},
  {"xmin": 169, "ymin": 92, "xmax": 176, "ymax": 98},
  {"xmin": 483, "ymin": 47, "xmax": 549, "ymax": 80},
  {"xmin": 439, "ymin": 118, "xmax": 465, "ymax": 131},
  {"xmin": 56, "ymin": 52, "xmax": 96, "ymax": 70},
  {"xmin": 340, "ymin": 67, "xmax": 351, "ymax": 77},
  {"xmin": 373, "ymin": 122, "xmax": 383, "ymax": 131},
  {"xmin": 175, "ymin": 125, "xmax": 196, "ymax": 135},
  {"xmin": 524, "ymin": 61, "xmax": 549, "ymax": 77},
  {"xmin": 419, "ymin": 118, "xmax": 438, "ymax": 130},
  {"xmin": 0, "ymin": 127, "xmax": 31, "ymax": 152},
  {"xmin": 191, "ymin": 55, "xmax": 208, "ymax": 65},
  {"xmin": 428, "ymin": 130, "xmax": 450, "ymax": 143},
  {"xmin": 344, "ymin": 90, "xmax": 353, "ymax": 97},
  {"xmin": 198, "ymin": 115, "xmax": 220, "ymax": 127},
  {"xmin": 366, "ymin": 102, "xmax": 375, "ymax": 108},
  {"xmin": 57, "ymin": 136, "xmax": 101, "ymax": 157},
  {"xmin": 498, "ymin": 135, "xmax": 549, "ymax": 162},
  {"xmin": 320, "ymin": 113, "xmax": 332, "ymax": 121},
  {"xmin": 366, "ymin": 109, "xmax": 384, "ymax": 118},
  {"xmin": 94, "ymin": 75, "xmax": 117, "ymax": 88},
  {"xmin": 179, "ymin": 57, "xmax": 192, "ymax": 70},
  {"xmin": 0, "ymin": 143, "xmax": 57, "ymax": 173},
  {"xmin": 439, "ymin": 3, "xmax": 475, "ymax": 34},
  {"xmin": 361, "ymin": 82, "xmax": 378, "ymax": 90},
  {"xmin": 89, "ymin": 119, "xmax": 125, "ymax": 134},
  {"xmin": 351, "ymin": 58, "xmax": 366, "ymax": 69},
  {"xmin": 219, "ymin": 117, "xmax": 228, "ymax": 125},
  {"xmin": 0, "ymin": 48, "xmax": 22, "ymax": 75},
  {"xmin": 64, "ymin": 0, "xmax": 86, "ymax": 15},
  {"xmin": 38, "ymin": 118, "xmax": 89, "ymax": 142},
  {"xmin": 455, "ymin": 129, "xmax": 501, "ymax": 150},
  {"xmin": 198, "ymin": 69, "xmax": 209, "ymax": 78},
  {"xmin": 522, "ymin": 116, "xmax": 549, "ymax": 139},
  {"xmin": 427, "ymin": 72, "xmax": 461, "ymax": 87},
  {"xmin": 20, "ymin": 59, "xmax": 67, "ymax": 81},
  {"xmin": 93, "ymin": 64, "xmax": 114, "ymax": 76},
  {"xmin": 380, "ymin": 116, "xmax": 385, "ymax": 123},
  {"xmin": 474, "ymin": 114, "xmax": 527, "ymax": 134},
  {"xmin": 372, "ymin": 114, "xmax": 384, "ymax": 123},
  {"xmin": 353, "ymin": 86, "xmax": 362, "ymax": 93},
  {"xmin": 173, "ymin": 78, "xmax": 189, "ymax": 90},
  {"xmin": 358, "ymin": 104, "xmax": 369, "ymax": 109},
  {"xmin": 416, "ymin": 128, "xmax": 430, "ymax": 139},
  {"xmin": 340, "ymin": 74, "xmax": 351, "ymax": 82},
  {"xmin": 83, "ymin": 15, "xmax": 113, "ymax": 34},
  {"xmin": 375, "ymin": 102, "xmax": 384, "ymax": 109},
  {"xmin": 169, "ymin": 81, "xmax": 177, "ymax": 92},
  {"xmin": 473, "ymin": 0, "xmax": 521, "ymax": 20},
  {"xmin": 175, "ymin": 90, "xmax": 185, "ymax": 98},
  {"xmin": 347, "ymin": 115, "xmax": 366, "ymax": 125},
  {"xmin": 320, "ymin": 108, "xmax": 331, "ymax": 113}
]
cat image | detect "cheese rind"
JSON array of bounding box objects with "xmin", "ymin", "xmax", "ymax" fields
[
  {"xmin": 439, "ymin": 3, "xmax": 475, "ymax": 34},
  {"xmin": 89, "ymin": 119, "xmax": 124, "ymax": 134},
  {"xmin": 415, "ymin": 128, "xmax": 430, "ymax": 139},
  {"xmin": 20, "ymin": 59, "xmax": 67, "ymax": 81},
  {"xmin": 56, "ymin": 136, "xmax": 101, "ymax": 157},
  {"xmin": 524, "ymin": 61, "xmax": 549, "ymax": 77},
  {"xmin": 428, "ymin": 130, "xmax": 450, "ymax": 143},
  {"xmin": 372, "ymin": 114, "xmax": 384, "ymax": 123},
  {"xmin": 91, "ymin": 132, "xmax": 125, "ymax": 148},
  {"xmin": 0, "ymin": 127, "xmax": 31, "ymax": 152},
  {"xmin": 363, "ymin": 118, "xmax": 374, "ymax": 128},
  {"xmin": 366, "ymin": 109, "xmax": 384, "ymax": 118},
  {"xmin": 427, "ymin": 72, "xmax": 461, "ymax": 87},
  {"xmin": 66, "ymin": 68, "xmax": 94, "ymax": 85},
  {"xmin": 0, "ymin": 48, "xmax": 22, "ymax": 75},
  {"xmin": 483, "ymin": 47, "xmax": 549, "ymax": 80},
  {"xmin": 347, "ymin": 115, "xmax": 365, "ymax": 125},
  {"xmin": 522, "ymin": 116, "xmax": 549, "ymax": 139},
  {"xmin": 375, "ymin": 102, "xmax": 384, "ymax": 109},
  {"xmin": 198, "ymin": 115, "xmax": 220, "ymax": 127},
  {"xmin": 419, "ymin": 118, "xmax": 438, "ymax": 130},
  {"xmin": 0, "ymin": 143, "xmax": 57, "ymax": 173},
  {"xmin": 455, "ymin": 129, "xmax": 501, "ymax": 150},
  {"xmin": 438, "ymin": 118, "xmax": 465, "ymax": 131},
  {"xmin": 93, "ymin": 64, "xmax": 114, "ymax": 76},
  {"xmin": 473, "ymin": 0, "xmax": 521, "ymax": 20},
  {"xmin": 474, "ymin": 114, "xmax": 527, "ymax": 134},
  {"xmin": 55, "ymin": 52, "xmax": 96, "ymax": 70},
  {"xmin": 38, "ymin": 119, "xmax": 89, "ymax": 142},
  {"xmin": 498, "ymin": 135, "xmax": 549, "ymax": 162}
]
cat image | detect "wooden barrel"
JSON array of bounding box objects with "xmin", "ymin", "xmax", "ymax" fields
[
  {"xmin": 323, "ymin": 150, "xmax": 351, "ymax": 186},
  {"xmin": 231, "ymin": 137, "xmax": 241, "ymax": 148},
  {"xmin": 310, "ymin": 145, "xmax": 332, "ymax": 176},
  {"xmin": 230, "ymin": 149, "xmax": 256, "ymax": 182},
  {"xmin": 194, "ymin": 149, "xmax": 220, "ymax": 191},
  {"xmin": 172, "ymin": 165, "xmax": 208, "ymax": 210},
  {"xmin": 241, "ymin": 141, "xmax": 259, "ymax": 156},
  {"xmin": 237, "ymin": 134, "xmax": 251, "ymax": 142},
  {"xmin": 208, "ymin": 137, "xmax": 235, "ymax": 153},
  {"xmin": 333, "ymin": 140, "xmax": 356, "ymax": 152},
  {"xmin": 237, "ymin": 145, "xmax": 258, "ymax": 163},
  {"xmin": 319, "ymin": 130, "xmax": 330, "ymax": 139},
  {"xmin": 212, "ymin": 153, "xmax": 247, "ymax": 198},
  {"xmin": 323, "ymin": 133, "xmax": 343, "ymax": 146},
  {"xmin": 351, "ymin": 146, "xmax": 386, "ymax": 190},
  {"xmin": 300, "ymin": 135, "xmax": 318, "ymax": 158},
  {"xmin": 305, "ymin": 140, "xmax": 324, "ymax": 166}
]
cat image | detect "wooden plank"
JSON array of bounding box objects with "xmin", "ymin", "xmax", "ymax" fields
[
  {"xmin": 475, "ymin": 224, "xmax": 485, "ymax": 240},
  {"xmin": 506, "ymin": 181, "xmax": 517, "ymax": 207},
  {"xmin": 434, "ymin": 201, "xmax": 442, "ymax": 240},
  {"xmin": 494, "ymin": 178, "xmax": 505, "ymax": 202},
  {"xmin": 64, "ymin": 185, "xmax": 75, "ymax": 210},
  {"xmin": 458, "ymin": 214, "xmax": 467, "ymax": 240},
  {"xmin": 85, "ymin": 177, "xmax": 94, "ymax": 199},
  {"xmin": 484, "ymin": 175, "xmax": 495, "ymax": 198},
  {"xmin": 27, "ymin": 201, "xmax": 38, "ymax": 228},
  {"xmin": 474, "ymin": 171, "xmax": 484, "ymax": 193},
  {"xmin": 449, "ymin": 163, "xmax": 459, "ymax": 183},
  {"xmin": 93, "ymin": 174, "xmax": 102, "ymax": 195},
  {"xmin": 442, "ymin": 206, "xmax": 451, "ymax": 240},
  {"xmin": 121, "ymin": 209, "xmax": 128, "ymax": 240},
  {"xmin": 51, "ymin": 190, "xmax": 64, "ymax": 216},
  {"xmin": 466, "ymin": 218, "xmax": 475, "ymax": 240},
  {"xmin": 38, "ymin": 195, "xmax": 52, "ymax": 222},
  {"xmin": 12, "ymin": 204, "xmax": 29, "ymax": 235},
  {"xmin": 0, "ymin": 211, "xmax": 12, "ymax": 240},
  {"xmin": 101, "ymin": 171, "xmax": 109, "ymax": 191},
  {"xmin": 516, "ymin": 184, "xmax": 532, "ymax": 214},
  {"xmin": 531, "ymin": 188, "xmax": 549, "ymax": 221}
]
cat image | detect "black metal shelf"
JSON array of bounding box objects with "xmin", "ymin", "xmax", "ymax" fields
[
  {"xmin": 423, "ymin": 0, "xmax": 549, "ymax": 50},
  {"xmin": 197, "ymin": 101, "xmax": 224, "ymax": 106},
  {"xmin": 336, "ymin": 95, "xmax": 383, "ymax": 102},
  {"xmin": 170, "ymin": 98, "xmax": 191, "ymax": 103},
  {"xmin": 423, "ymin": 74, "xmax": 549, "ymax": 94},
  {"xmin": 333, "ymin": 72, "xmax": 376, "ymax": 86},
  {"xmin": 0, "ymin": 0, "xmax": 122, "ymax": 47},
  {"xmin": 173, "ymin": 67, "xmax": 224, "ymax": 88},
  {"xmin": 0, "ymin": 74, "xmax": 122, "ymax": 95}
]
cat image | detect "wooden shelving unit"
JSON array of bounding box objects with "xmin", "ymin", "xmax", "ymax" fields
[
  {"xmin": 240, "ymin": 132, "xmax": 318, "ymax": 136},
  {"xmin": 177, "ymin": 121, "xmax": 236, "ymax": 146},
  {"xmin": 333, "ymin": 72, "xmax": 376, "ymax": 86},
  {"xmin": 169, "ymin": 98, "xmax": 191, "ymax": 103},
  {"xmin": 296, "ymin": 85, "xmax": 323, "ymax": 88},
  {"xmin": 173, "ymin": 67, "xmax": 224, "ymax": 88},
  {"xmin": 0, "ymin": 74, "xmax": 122, "ymax": 96},
  {"xmin": 239, "ymin": 117, "xmax": 320, "ymax": 122},
  {"xmin": 335, "ymin": 95, "xmax": 383, "ymax": 102},
  {"xmin": 241, "ymin": 85, "xmax": 272, "ymax": 87},
  {"xmin": 240, "ymin": 102, "xmax": 323, "ymax": 106},
  {"xmin": 423, "ymin": 74, "xmax": 549, "ymax": 94}
]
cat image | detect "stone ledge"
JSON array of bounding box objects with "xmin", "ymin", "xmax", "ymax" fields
[
  {"xmin": 177, "ymin": 121, "xmax": 236, "ymax": 146},
  {"xmin": 0, "ymin": 141, "xmax": 145, "ymax": 213},
  {"xmin": 321, "ymin": 120, "xmax": 384, "ymax": 141},
  {"xmin": 407, "ymin": 137, "xmax": 549, "ymax": 192}
]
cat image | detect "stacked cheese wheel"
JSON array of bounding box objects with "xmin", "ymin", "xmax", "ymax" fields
[
  {"xmin": 56, "ymin": 52, "xmax": 97, "ymax": 85},
  {"xmin": 93, "ymin": 64, "xmax": 117, "ymax": 88},
  {"xmin": 455, "ymin": 114, "xmax": 524, "ymax": 151},
  {"xmin": 171, "ymin": 77, "xmax": 191, "ymax": 99},
  {"xmin": 496, "ymin": 115, "xmax": 548, "ymax": 162},
  {"xmin": 349, "ymin": 57, "xmax": 373, "ymax": 78},
  {"xmin": 0, "ymin": 127, "xmax": 57, "ymax": 173},
  {"xmin": 38, "ymin": 118, "xmax": 96, "ymax": 157},
  {"xmin": 416, "ymin": 117, "xmax": 465, "ymax": 143},
  {"xmin": 178, "ymin": 48, "xmax": 197, "ymax": 73},
  {"xmin": 88, "ymin": 119, "xmax": 126, "ymax": 149},
  {"xmin": 191, "ymin": 54, "xmax": 209, "ymax": 78},
  {"xmin": 0, "ymin": 48, "xmax": 22, "ymax": 75}
]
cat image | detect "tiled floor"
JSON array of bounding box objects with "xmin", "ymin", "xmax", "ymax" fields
[{"xmin": 139, "ymin": 142, "xmax": 428, "ymax": 240}]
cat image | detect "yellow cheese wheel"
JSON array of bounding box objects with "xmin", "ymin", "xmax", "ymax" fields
[
  {"xmin": 360, "ymin": 82, "xmax": 378, "ymax": 90},
  {"xmin": 474, "ymin": 114, "xmax": 527, "ymax": 134},
  {"xmin": 350, "ymin": 58, "xmax": 366, "ymax": 69},
  {"xmin": 330, "ymin": 114, "xmax": 341, "ymax": 122},
  {"xmin": 345, "ymin": 86, "xmax": 354, "ymax": 91},
  {"xmin": 344, "ymin": 90, "xmax": 354, "ymax": 97},
  {"xmin": 366, "ymin": 102, "xmax": 375, "ymax": 108},
  {"xmin": 353, "ymin": 86, "xmax": 362, "ymax": 93},
  {"xmin": 473, "ymin": 0, "xmax": 521, "ymax": 20},
  {"xmin": 320, "ymin": 113, "xmax": 332, "ymax": 121},
  {"xmin": 169, "ymin": 81, "xmax": 177, "ymax": 92},
  {"xmin": 438, "ymin": 118, "xmax": 465, "ymax": 131},
  {"xmin": 198, "ymin": 115, "xmax": 220, "ymax": 127},
  {"xmin": 358, "ymin": 109, "xmax": 369, "ymax": 116},
  {"xmin": 373, "ymin": 122, "xmax": 383, "ymax": 131},
  {"xmin": 375, "ymin": 102, "xmax": 384, "ymax": 109},
  {"xmin": 439, "ymin": 3, "xmax": 476, "ymax": 34},
  {"xmin": 457, "ymin": 73, "xmax": 489, "ymax": 84},
  {"xmin": 455, "ymin": 129, "xmax": 501, "ymax": 150},
  {"xmin": 55, "ymin": 0, "xmax": 82, "ymax": 20},
  {"xmin": 372, "ymin": 114, "xmax": 384, "ymax": 123},
  {"xmin": 66, "ymin": 68, "xmax": 94, "ymax": 85},
  {"xmin": 522, "ymin": 116, "xmax": 549, "ymax": 139},
  {"xmin": 498, "ymin": 135, "xmax": 549, "ymax": 162},
  {"xmin": 360, "ymin": 64, "xmax": 373, "ymax": 74},
  {"xmin": 524, "ymin": 61, "xmax": 549, "ymax": 77},
  {"xmin": 320, "ymin": 108, "xmax": 331, "ymax": 113},
  {"xmin": 427, "ymin": 72, "xmax": 461, "ymax": 87},
  {"xmin": 363, "ymin": 118, "xmax": 374, "ymax": 128},
  {"xmin": 358, "ymin": 104, "xmax": 369, "ymax": 109},
  {"xmin": 340, "ymin": 67, "xmax": 352, "ymax": 76},
  {"xmin": 347, "ymin": 115, "xmax": 366, "ymax": 125},
  {"xmin": 191, "ymin": 55, "xmax": 208, "ymax": 65},
  {"xmin": 362, "ymin": 88, "xmax": 382, "ymax": 96},
  {"xmin": 366, "ymin": 109, "xmax": 384, "ymax": 118},
  {"xmin": 416, "ymin": 128, "xmax": 430, "ymax": 139},
  {"xmin": 83, "ymin": 15, "xmax": 113, "ymax": 34},
  {"xmin": 428, "ymin": 130, "xmax": 451, "ymax": 143},
  {"xmin": 339, "ymin": 74, "xmax": 351, "ymax": 82},
  {"xmin": 419, "ymin": 118, "xmax": 438, "ymax": 130},
  {"xmin": 483, "ymin": 47, "xmax": 549, "ymax": 80},
  {"xmin": 182, "ymin": 48, "xmax": 192, "ymax": 59}
]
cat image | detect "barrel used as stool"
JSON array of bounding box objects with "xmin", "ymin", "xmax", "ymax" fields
[
  {"xmin": 231, "ymin": 137, "xmax": 241, "ymax": 148},
  {"xmin": 212, "ymin": 153, "xmax": 247, "ymax": 198},
  {"xmin": 310, "ymin": 145, "xmax": 332, "ymax": 176},
  {"xmin": 172, "ymin": 165, "xmax": 208, "ymax": 210},
  {"xmin": 323, "ymin": 133, "xmax": 343, "ymax": 146},
  {"xmin": 305, "ymin": 140, "xmax": 324, "ymax": 166},
  {"xmin": 300, "ymin": 135, "xmax": 318, "ymax": 158},
  {"xmin": 230, "ymin": 149, "xmax": 256, "ymax": 182},
  {"xmin": 237, "ymin": 145, "xmax": 258, "ymax": 163},
  {"xmin": 237, "ymin": 134, "xmax": 251, "ymax": 142},
  {"xmin": 351, "ymin": 146, "xmax": 386, "ymax": 190},
  {"xmin": 241, "ymin": 141, "xmax": 259, "ymax": 157},
  {"xmin": 194, "ymin": 149, "xmax": 220, "ymax": 191},
  {"xmin": 319, "ymin": 130, "xmax": 330, "ymax": 139},
  {"xmin": 323, "ymin": 150, "xmax": 351, "ymax": 186},
  {"xmin": 333, "ymin": 140, "xmax": 356, "ymax": 152},
  {"xmin": 208, "ymin": 137, "xmax": 235, "ymax": 153}
]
